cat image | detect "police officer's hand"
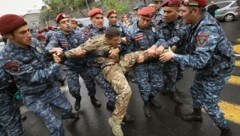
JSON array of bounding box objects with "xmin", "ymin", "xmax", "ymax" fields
[
  {"xmin": 121, "ymin": 37, "xmax": 127, "ymax": 44},
  {"xmin": 49, "ymin": 47, "xmax": 63, "ymax": 55},
  {"xmin": 137, "ymin": 54, "xmax": 145, "ymax": 63},
  {"xmin": 147, "ymin": 45, "xmax": 157, "ymax": 57},
  {"xmin": 76, "ymin": 47, "xmax": 86, "ymax": 58},
  {"xmin": 53, "ymin": 53, "xmax": 61, "ymax": 63},
  {"xmin": 109, "ymin": 48, "xmax": 120, "ymax": 59},
  {"xmin": 159, "ymin": 47, "xmax": 174, "ymax": 62},
  {"xmin": 155, "ymin": 46, "xmax": 164, "ymax": 56}
]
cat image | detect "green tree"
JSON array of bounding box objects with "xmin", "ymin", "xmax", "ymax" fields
[{"xmin": 103, "ymin": 0, "xmax": 130, "ymax": 14}]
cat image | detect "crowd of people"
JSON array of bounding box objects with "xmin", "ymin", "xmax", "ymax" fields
[{"xmin": 0, "ymin": 0, "xmax": 235, "ymax": 136}]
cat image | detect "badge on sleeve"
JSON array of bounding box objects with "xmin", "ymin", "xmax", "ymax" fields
[
  {"xmin": 196, "ymin": 34, "xmax": 209, "ymax": 47},
  {"xmin": 3, "ymin": 60, "xmax": 20, "ymax": 73}
]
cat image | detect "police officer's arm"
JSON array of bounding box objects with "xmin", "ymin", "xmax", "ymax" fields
[
  {"xmin": 155, "ymin": 29, "xmax": 168, "ymax": 55},
  {"xmin": 161, "ymin": 26, "xmax": 218, "ymax": 69},
  {"xmin": 45, "ymin": 33, "xmax": 63, "ymax": 55},
  {"xmin": 3, "ymin": 59, "xmax": 60, "ymax": 84},
  {"xmin": 164, "ymin": 23, "xmax": 188, "ymax": 49}
]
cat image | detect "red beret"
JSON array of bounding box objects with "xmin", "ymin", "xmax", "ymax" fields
[
  {"xmin": 162, "ymin": 0, "xmax": 181, "ymax": 7},
  {"xmin": 138, "ymin": 7, "xmax": 155, "ymax": 17},
  {"xmin": 36, "ymin": 34, "xmax": 45, "ymax": 39},
  {"xmin": 45, "ymin": 25, "xmax": 52, "ymax": 30},
  {"xmin": 182, "ymin": 0, "xmax": 206, "ymax": 7},
  {"xmin": 55, "ymin": 13, "xmax": 68, "ymax": 23},
  {"xmin": 107, "ymin": 10, "xmax": 117, "ymax": 18},
  {"xmin": 88, "ymin": 8, "xmax": 103, "ymax": 17},
  {"xmin": 0, "ymin": 14, "xmax": 27, "ymax": 35}
]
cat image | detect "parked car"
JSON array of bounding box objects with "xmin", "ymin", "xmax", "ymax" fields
[{"xmin": 206, "ymin": 0, "xmax": 240, "ymax": 22}]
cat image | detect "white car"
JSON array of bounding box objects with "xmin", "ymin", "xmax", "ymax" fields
[{"xmin": 206, "ymin": 0, "xmax": 240, "ymax": 22}]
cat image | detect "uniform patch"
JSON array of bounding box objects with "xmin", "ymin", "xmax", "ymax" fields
[
  {"xmin": 196, "ymin": 34, "xmax": 209, "ymax": 47},
  {"xmin": 134, "ymin": 33, "xmax": 144, "ymax": 41},
  {"xmin": 3, "ymin": 60, "xmax": 20, "ymax": 73},
  {"xmin": 36, "ymin": 46, "xmax": 43, "ymax": 53}
]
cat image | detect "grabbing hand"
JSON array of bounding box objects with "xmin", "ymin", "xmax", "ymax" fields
[
  {"xmin": 76, "ymin": 48, "xmax": 86, "ymax": 57},
  {"xmin": 53, "ymin": 53, "xmax": 61, "ymax": 63},
  {"xmin": 109, "ymin": 48, "xmax": 120, "ymax": 59},
  {"xmin": 159, "ymin": 47, "xmax": 174, "ymax": 62},
  {"xmin": 49, "ymin": 47, "xmax": 63, "ymax": 55},
  {"xmin": 137, "ymin": 54, "xmax": 145, "ymax": 63}
]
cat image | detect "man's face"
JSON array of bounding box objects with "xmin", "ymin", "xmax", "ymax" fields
[
  {"xmin": 180, "ymin": 6, "xmax": 195, "ymax": 24},
  {"xmin": 108, "ymin": 36, "xmax": 120, "ymax": 47},
  {"xmin": 91, "ymin": 14, "xmax": 104, "ymax": 29},
  {"xmin": 108, "ymin": 13, "xmax": 118, "ymax": 26},
  {"xmin": 70, "ymin": 20, "xmax": 78, "ymax": 29},
  {"xmin": 154, "ymin": 1, "xmax": 164, "ymax": 9},
  {"xmin": 9, "ymin": 25, "xmax": 32, "ymax": 47},
  {"xmin": 163, "ymin": 6, "xmax": 179, "ymax": 23},
  {"xmin": 59, "ymin": 18, "xmax": 72, "ymax": 33},
  {"xmin": 138, "ymin": 15, "xmax": 152, "ymax": 29}
]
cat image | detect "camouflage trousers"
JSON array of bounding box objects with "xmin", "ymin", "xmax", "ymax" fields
[
  {"xmin": 163, "ymin": 61, "xmax": 178, "ymax": 92},
  {"xmin": 65, "ymin": 66, "xmax": 96, "ymax": 98},
  {"xmin": 22, "ymin": 83, "xmax": 72, "ymax": 136},
  {"xmin": 87, "ymin": 66, "xmax": 116, "ymax": 104},
  {"xmin": 191, "ymin": 66, "xmax": 233, "ymax": 128},
  {"xmin": 102, "ymin": 51, "xmax": 146, "ymax": 123},
  {"xmin": 0, "ymin": 93, "xmax": 25, "ymax": 136}
]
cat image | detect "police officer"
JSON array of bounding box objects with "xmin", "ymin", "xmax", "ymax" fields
[
  {"xmin": 126, "ymin": 7, "xmax": 164, "ymax": 118},
  {"xmin": 152, "ymin": 0, "xmax": 165, "ymax": 26},
  {"xmin": 0, "ymin": 14, "xmax": 79, "ymax": 136},
  {"xmin": 0, "ymin": 63, "xmax": 25, "ymax": 136},
  {"xmin": 157, "ymin": 0, "xmax": 188, "ymax": 104},
  {"xmin": 160, "ymin": 0, "xmax": 234, "ymax": 135},
  {"xmin": 46, "ymin": 13, "xmax": 101, "ymax": 111}
]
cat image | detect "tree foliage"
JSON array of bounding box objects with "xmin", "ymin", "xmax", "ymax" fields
[{"xmin": 103, "ymin": 0, "xmax": 130, "ymax": 14}]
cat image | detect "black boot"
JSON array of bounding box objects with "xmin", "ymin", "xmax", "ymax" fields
[
  {"xmin": 181, "ymin": 108, "xmax": 203, "ymax": 122},
  {"xmin": 74, "ymin": 96, "xmax": 81, "ymax": 111},
  {"xmin": 106, "ymin": 101, "xmax": 115, "ymax": 112},
  {"xmin": 62, "ymin": 113, "xmax": 80, "ymax": 120},
  {"xmin": 169, "ymin": 92, "xmax": 183, "ymax": 105},
  {"xmin": 143, "ymin": 102, "xmax": 151, "ymax": 118},
  {"xmin": 122, "ymin": 113, "xmax": 135, "ymax": 123},
  {"xmin": 90, "ymin": 96, "xmax": 101, "ymax": 107},
  {"xmin": 219, "ymin": 126, "xmax": 233, "ymax": 136},
  {"xmin": 149, "ymin": 95, "xmax": 161, "ymax": 108}
]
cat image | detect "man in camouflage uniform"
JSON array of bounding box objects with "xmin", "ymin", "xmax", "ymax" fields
[
  {"xmin": 126, "ymin": 6, "xmax": 164, "ymax": 118},
  {"xmin": 46, "ymin": 13, "xmax": 101, "ymax": 111},
  {"xmin": 0, "ymin": 63, "xmax": 25, "ymax": 136},
  {"xmin": 0, "ymin": 14, "xmax": 79, "ymax": 136},
  {"xmin": 156, "ymin": 0, "xmax": 188, "ymax": 104},
  {"xmin": 61, "ymin": 27, "xmax": 149, "ymax": 136},
  {"xmin": 160, "ymin": 0, "xmax": 234, "ymax": 135}
]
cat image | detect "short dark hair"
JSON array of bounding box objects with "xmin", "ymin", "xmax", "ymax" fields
[{"xmin": 105, "ymin": 27, "xmax": 120, "ymax": 39}]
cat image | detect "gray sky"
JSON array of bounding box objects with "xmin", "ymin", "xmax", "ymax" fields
[{"xmin": 0, "ymin": 0, "xmax": 44, "ymax": 16}]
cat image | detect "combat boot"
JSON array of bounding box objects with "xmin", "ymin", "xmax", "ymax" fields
[
  {"xmin": 90, "ymin": 96, "xmax": 101, "ymax": 107},
  {"xmin": 181, "ymin": 108, "xmax": 203, "ymax": 122},
  {"xmin": 149, "ymin": 95, "xmax": 161, "ymax": 108},
  {"xmin": 122, "ymin": 113, "xmax": 135, "ymax": 124},
  {"xmin": 74, "ymin": 96, "xmax": 81, "ymax": 111},
  {"xmin": 219, "ymin": 126, "xmax": 233, "ymax": 136},
  {"xmin": 169, "ymin": 92, "xmax": 183, "ymax": 105},
  {"xmin": 62, "ymin": 113, "xmax": 80, "ymax": 120},
  {"xmin": 143, "ymin": 102, "xmax": 151, "ymax": 118},
  {"xmin": 106, "ymin": 101, "xmax": 115, "ymax": 112},
  {"xmin": 108, "ymin": 117, "xmax": 123, "ymax": 136}
]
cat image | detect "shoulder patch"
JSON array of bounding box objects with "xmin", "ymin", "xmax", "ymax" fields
[
  {"xmin": 196, "ymin": 34, "xmax": 209, "ymax": 47},
  {"xmin": 3, "ymin": 60, "xmax": 20, "ymax": 73}
]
